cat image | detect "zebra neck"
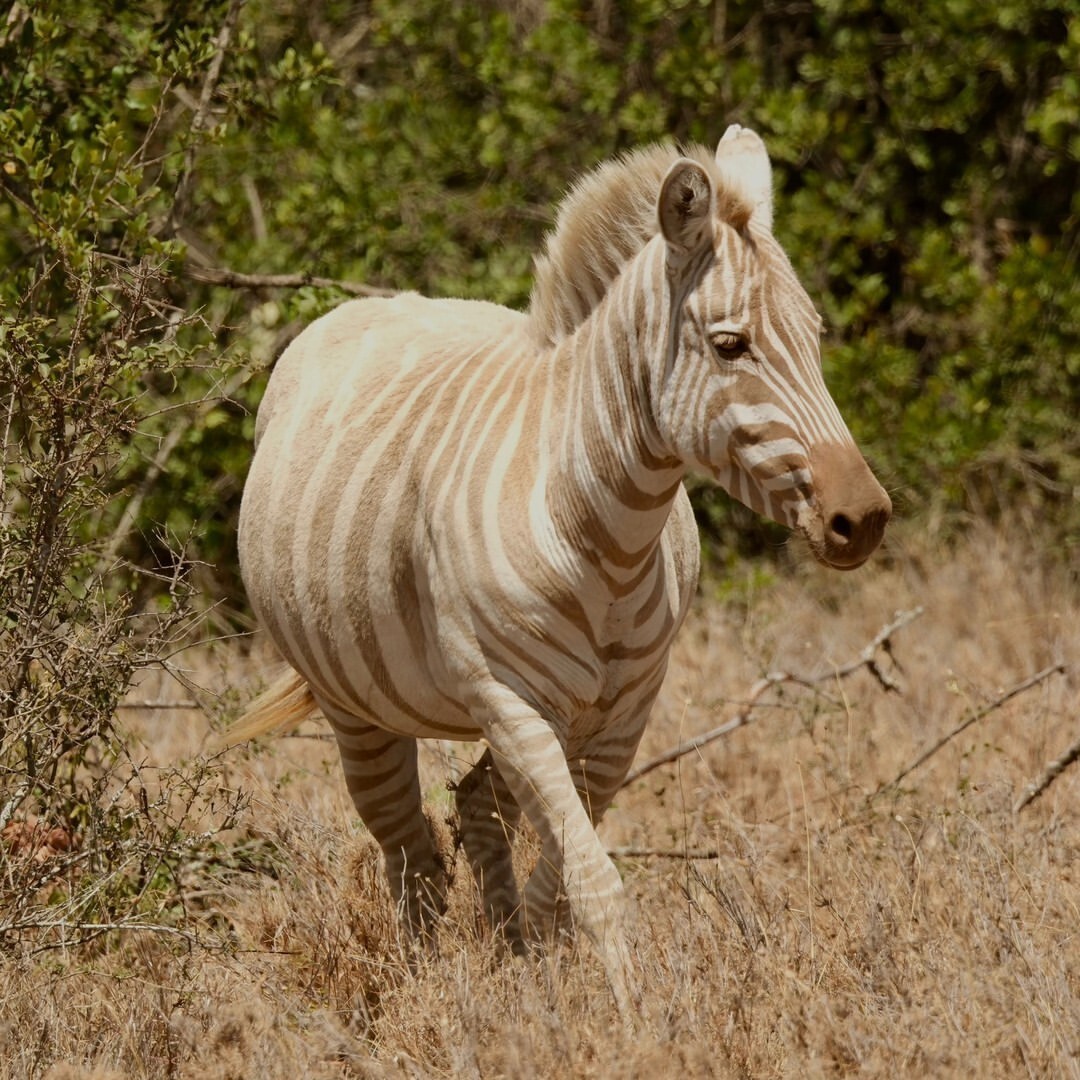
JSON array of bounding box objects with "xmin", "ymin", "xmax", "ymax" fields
[{"xmin": 544, "ymin": 240, "xmax": 684, "ymax": 579}]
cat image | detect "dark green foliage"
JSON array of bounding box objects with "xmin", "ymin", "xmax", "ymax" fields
[
  {"xmin": 3, "ymin": 0, "xmax": 1078, "ymax": 597},
  {"xmin": 203, "ymin": 0, "xmax": 1080, "ymax": 558},
  {"xmin": 776, "ymin": 0, "xmax": 1080, "ymax": 527}
]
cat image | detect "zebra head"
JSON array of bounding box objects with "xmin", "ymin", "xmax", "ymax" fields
[{"xmin": 654, "ymin": 125, "xmax": 891, "ymax": 569}]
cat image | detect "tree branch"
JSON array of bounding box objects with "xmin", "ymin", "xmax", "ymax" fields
[
  {"xmin": 117, "ymin": 700, "xmax": 200, "ymax": 710},
  {"xmin": 1014, "ymin": 729, "xmax": 1080, "ymax": 813},
  {"xmin": 187, "ymin": 264, "xmax": 396, "ymax": 298},
  {"xmin": 607, "ymin": 846, "xmax": 721, "ymax": 860},
  {"xmin": 883, "ymin": 663, "xmax": 1067, "ymax": 793},
  {"xmin": 98, "ymin": 369, "xmax": 251, "ymax": 570},
  {"xmin": 166, "ymin": 0, "xmax": 244, "ymax": 235},
  {"xmin": 621, "ymin": 606, "xmax": 924, "ymax": 788}
]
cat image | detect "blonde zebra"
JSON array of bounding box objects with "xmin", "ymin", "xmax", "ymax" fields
[{"xmin": 236, "ymin": 126, "xmax": 891, "ymax": 1014}]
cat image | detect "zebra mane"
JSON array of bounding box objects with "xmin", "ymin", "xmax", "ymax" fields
[{"xmin": 527, "ymin": 142, "xmax": 753, "ymax": 347}]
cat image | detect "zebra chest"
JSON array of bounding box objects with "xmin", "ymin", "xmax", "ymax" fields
[{"xmin": 473, "ymin": 568, "xmax": 679, "ymax": 726}]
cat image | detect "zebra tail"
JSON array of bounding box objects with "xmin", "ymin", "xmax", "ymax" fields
[{"xmin": 221, "ymin": 668, "xmax": 318, "ymax": 747}]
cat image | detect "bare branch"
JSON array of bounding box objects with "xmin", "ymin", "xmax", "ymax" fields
[
  {"xmin": 622, "ymin": 607, "xmax": 924, "ymax": 788},
  {"xmin": 166, "ymin": 0, "xmax": 244, "ymax": 234},
  {"xmin": 621, "ymin": 672, "xmax": 794, "ymax": 788},
  {"xmin": 98, "ymin": 368, "xmax": 251, "ymax": 569},
  {"xmin": 885, "ymin": 663, "xmax": 1067, "ymax": 793},
  {"xmin": 241, "ymin": 176, "xmax": 268, "ymax": 244},
  {"xmin": 0, "ymin": 783, "xmax": 32, "ymax": 833},
  {"xmin": 117, "ymin": 700, "xmax": 200, "ymax": 710},
  {"xmin": 1014, "ymin": 727, "xmax": 1080, "ymax": 813},
  {"xmin": 825, "ymin": 605, "xmax": 923, "ymax": 686},
  {"xmin": 11, "ymin": 919, "xmax": 207, "ymax": 953},
  {"xmin": 187, "ymin": 264, "xmax": 396, "ymax": 298},
  {"xmin": 607, "ymin": 846, "xmax": 720, "ymax": 860}
]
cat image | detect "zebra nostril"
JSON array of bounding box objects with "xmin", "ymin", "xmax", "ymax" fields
[{"xmin": 829, "ymin": 512, "xmax": 853, "ymax": 544}]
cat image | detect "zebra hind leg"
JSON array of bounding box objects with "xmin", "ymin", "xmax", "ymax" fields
[
  {"xmin": 454, "ymin": 747, "xmax": 526, "ymax": 952},
  {"xmin": 319, "ymin": 698, "xmax": 448, "ymax": 940}
]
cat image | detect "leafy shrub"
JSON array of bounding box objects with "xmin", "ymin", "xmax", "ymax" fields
[
  {"xmin": 0, "ymin": 1, "xmax": 247, "ymax": 949},
  {"xmin": 3, "ymin": 0, "xmax": 1078, "ymax": 594}
]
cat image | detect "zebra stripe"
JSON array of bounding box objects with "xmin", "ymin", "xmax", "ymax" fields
[{"xmin": 237, "ymin": 125, "xmax": 890, "ymax": 1017}]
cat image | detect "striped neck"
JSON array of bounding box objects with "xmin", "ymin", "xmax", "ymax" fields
[{"xmin": 544, "ymin": 238, "xmax": 685, "ymax": 584}]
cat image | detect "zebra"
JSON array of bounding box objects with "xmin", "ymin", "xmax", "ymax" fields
[{"xmin": 234, "ymin": 125, "xmax": 891, "ymax": 1015}]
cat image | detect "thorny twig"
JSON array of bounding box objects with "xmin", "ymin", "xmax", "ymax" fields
[
  {"xmin": 1014, "ymin": 730, "xmax": 1080, "ymax": 813},
  {"xmin": 882, "ymin": 663, "xmax": 1066, "ymax": 793},
  {"xmin": 621, "ymin": 606, "xmax": 924, "ymax": 788}
]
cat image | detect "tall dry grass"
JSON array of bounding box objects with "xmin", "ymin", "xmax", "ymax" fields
[{"xmin": 2, "ymin": 523, "xmax": 1076, "ymax": 1079}]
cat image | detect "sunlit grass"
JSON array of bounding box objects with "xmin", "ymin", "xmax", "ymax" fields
[{"xmin": 2, "ymin": 521, "xmax": 1076, "ymax": 1078}]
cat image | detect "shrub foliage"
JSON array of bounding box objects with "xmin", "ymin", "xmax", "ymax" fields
[{"xmin": 5, "ymin": 1, "xmax": 1078, "ymax": 580}]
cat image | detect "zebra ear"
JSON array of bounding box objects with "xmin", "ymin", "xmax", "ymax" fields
[
  {"xmin": 715, "ymin": 124, "xmax": 773, "ymax": 230},
  {"xmin": 658, "ymin": 158, "xmax": 715, "ymax": 257}
]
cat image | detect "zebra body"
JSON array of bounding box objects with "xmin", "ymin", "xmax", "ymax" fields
[
  {"xmin": 243, "ymin": 291, "xmax": 695, "ymax": 736},
  {"xmin": 238, "ymin": 126, "xmax": 890, "ymax": 1015}
]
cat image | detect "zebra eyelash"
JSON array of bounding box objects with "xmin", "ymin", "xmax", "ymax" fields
[{"xmin": 708, "ymin": 328, "xmax": 752, "ymax": 362}]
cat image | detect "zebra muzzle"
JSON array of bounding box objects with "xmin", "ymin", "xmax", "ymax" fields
[{"xmin": 803, "ymin": 443, "xmax": 892, "ymax": 570}]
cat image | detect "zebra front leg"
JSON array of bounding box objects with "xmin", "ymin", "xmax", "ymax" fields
[
  {"xmin": 320, "ymin": 698, "xmax": 447, "ymax": 938},
  {"xmin": 520, "ymin": 844, "xmax": 566, "ymax": 942},
  {"xmin": 523, "ymin": 708, "xmax": 653, "ymax": 941},
  {"xmin": 454, "ymin": 747, "xmax": 525, "ymax": 951},
  {"xmin": 473, "ymin": 686, "xmax": 638, "ymax": 1020}
]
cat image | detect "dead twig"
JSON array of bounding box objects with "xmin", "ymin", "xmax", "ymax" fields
[
  {"xmin": 99, "ymin": 369, "xmax": 251, "ymax": 569},
  {"xmin": 621, "ymin": 606, "xmax": 923, "ymax": 788},
  {"xmin": 607, "ymin": 846, "xmax": 720, "ymax": 860},
  {"xmin": 821, "ymin": 605, "xmax": 923, "ymax": 691},
  {"xmin": 11, "ymin": 919, "xmax": 208, "ymax": 954},
  {"xmin": 621, "ymin": 672, "xmax": 797, "ymax": 787},
  {"xmin": 187, "ymin": 264, "xmax": 396, "ymax": 298},
  {"xmin": 117, "ymin": 700, "xmax": 200, "ymax": 710},
  {"xmin": 1013, "ymin": 727, "xmax": 1080, "ymax": 813},
  {"xmin": 166, "ymin": 0, "xmax": 244, "ymax": 234},
  {"xmin": 883, "ymin": 663, "xmax": 1067, "ymax": 793}
]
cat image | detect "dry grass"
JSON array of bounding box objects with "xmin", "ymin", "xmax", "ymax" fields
[{"xmin": 2, "ymin": 523, "xmax": 1077, "ymax": 1079}]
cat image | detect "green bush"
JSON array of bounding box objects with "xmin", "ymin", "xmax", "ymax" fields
[{"xmin": 0, "ymin": 0, "xmax": 248, "ymax": 949}]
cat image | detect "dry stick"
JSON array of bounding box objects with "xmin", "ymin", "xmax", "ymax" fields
[
  {"xmin": 99, "ymin": 370, "xmax": 250, "ymax": 569},
  {"xmin": 607, "ymin": 846, "xmax": 720, "ymax": 860},
  {"xmin": 1014, "ymin": 728, "xmax": 1080, "ymax": 813},
  {"xmin": 166, "ymin": 0, "xmax": 244, "ymax": 234},
  {"xmin": 0, "ymin": 782, "xmax": 32, "ymax": 833},
  {"xmin": 817, "ymin": 605, "xmax": 925, "ymax": 690},
  {"xmin": 883, "ymin": 663, "xmax": 1067, "ymax": 793},
  {"xmin": 117, "ymin": 700, "xmax": 199, "ymax": 710},
  {"xmin": 621, "ymin": 606, "xmax": 924, "ymax": 788},
  {"xmin": 621, "ymin": 672, "xmax": 797, "ymax": 788},
  {"xmin": 187, "ymin": 264, "xmax": 396, "ymax": 298}
]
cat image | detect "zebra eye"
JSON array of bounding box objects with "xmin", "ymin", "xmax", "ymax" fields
[{"xmin": 710, "ymin": 331, "xmax": 748, "ymax": 361}]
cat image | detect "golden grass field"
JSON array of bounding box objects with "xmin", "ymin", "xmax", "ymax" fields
[{"xmin": 2, "ymin": 521, "xmax": 1077, "ymax": 1079}]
